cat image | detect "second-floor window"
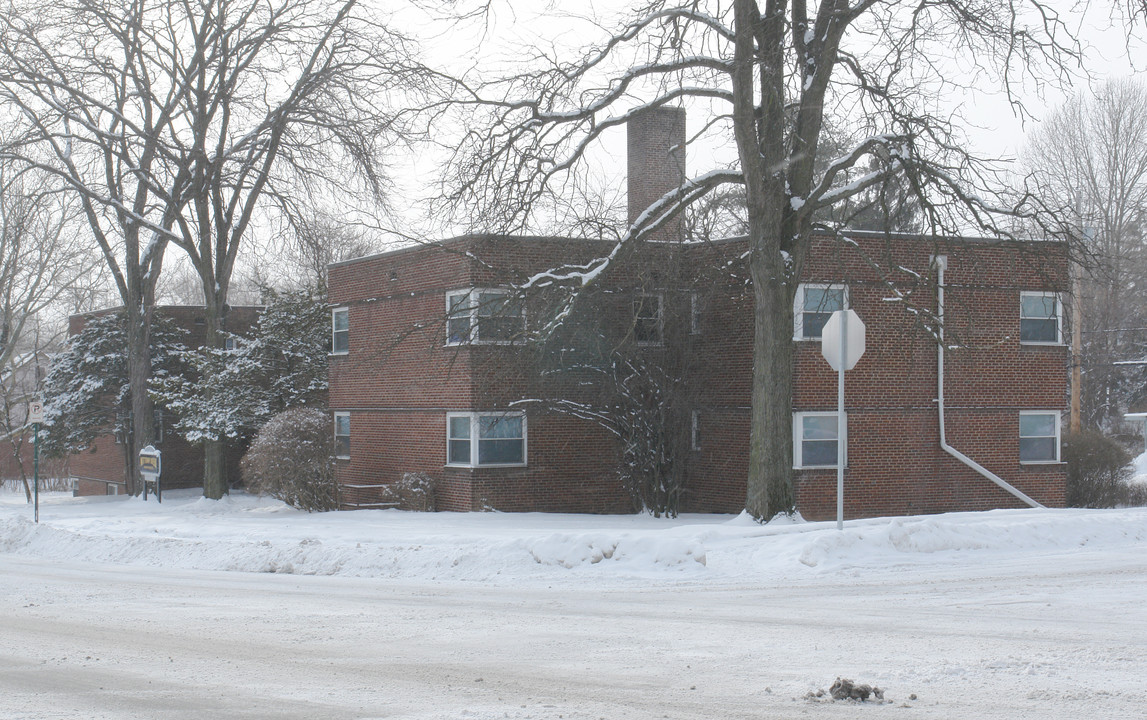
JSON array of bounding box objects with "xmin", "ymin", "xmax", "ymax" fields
[
  {"xmin": 634, "ymin": 294, "xmax": 663, "ymax": 345},
  {"xmin": 794, "ymin": 284, "xmax": 847, "ymax": 340},
  {"xmin": 331, "ymin": 307, "xmax": 349, "ymax": 354},
  {"xmin": 446, "ymin": 289, "xmax": 524, "ymax": 345},
  {"xmin": 1020, "ymin": 292, "xmax": 1061, "ymax": 344}
]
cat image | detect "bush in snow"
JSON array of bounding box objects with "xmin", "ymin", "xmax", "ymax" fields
[
  {"xmin": 379, "ymin": 472, "xmax": 435, "ymax": 511},
  {"xmin": 240, "ymin": 408, "xmax": 338, "ymax": 512},
  {"xmin": 1063, "ymin": 431, "xmax": 1142, "ymax": 508}
]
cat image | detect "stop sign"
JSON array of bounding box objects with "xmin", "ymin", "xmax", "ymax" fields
[{"xmin": 821, "ymin": 309, "xmax": 866, "ymax": 371}]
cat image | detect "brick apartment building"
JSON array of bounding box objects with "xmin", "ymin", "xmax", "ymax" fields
[
  {"xmin": 327, "ymin": 108, "xmax": 1070, "ymax": 519},
  {"xmin": 67, "ymin": 305, "xmax": 260, "ymax": 496}
]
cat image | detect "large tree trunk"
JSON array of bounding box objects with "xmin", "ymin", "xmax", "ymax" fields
[
  {"xmin": 201, "ymin": 282, "xmax": 229, "ymax": 500},
  {"xmin": 125, "ymin": 300, "xmax": 154, "ymax": 496},
  {"xmin": 745, "ymin": 225, "xmax": 796, "ymax": 520}
]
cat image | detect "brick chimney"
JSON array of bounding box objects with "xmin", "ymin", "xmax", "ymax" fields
[{"xmin": 627, "ymin": 106, "xmax": 686, "ymax": 241}]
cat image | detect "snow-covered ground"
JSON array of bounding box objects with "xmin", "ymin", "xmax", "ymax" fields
[{"xmin": 2, "ymin": 489, "xmax": 1146, "ymax": 719}]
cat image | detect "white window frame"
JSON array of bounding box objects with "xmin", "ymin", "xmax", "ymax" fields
[
  {"xmin": 635, "ymin": 293, "xmax": 664, "ymax": 346},
  {"xmin": 334, "ymin": 411, "xmax": 351, "ymax": 459},
  {"xmin": 331, "ymin": 307, "xmax": 349, "ymax": 355},
  {"xmin": 445, "ymin": 411, "xmax": 527, "ymax": 468},
  {"xmin": 793, "ymin": 411, "xmax": 846, "ymax": 469},
  {"xmin": 794, "ymin": 283, "xmax": 848, "ymax": 341},
  {"xmin": 1019, "ymin": 291, "xmax": 1063, "ymax": 345},
  {"xmin": 1019, "ymin": 411, "xmax": 1061, "ymax": 464},
  {"xmin": 445, "ymin": 288, "xmax": 525, "ymax": 346}
]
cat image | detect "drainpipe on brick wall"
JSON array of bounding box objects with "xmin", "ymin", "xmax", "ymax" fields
[{"xmin": 934, "ymin": 255, "xmax": 1044, "ymax": 508}]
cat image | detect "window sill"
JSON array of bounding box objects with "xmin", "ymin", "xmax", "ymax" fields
[
  {"xmin": 445, "ymin": 340, "xmax": 523, "ymax": 348},
  {"xmin": 445, "ymin": 463, "xmax": 528, "ymax": 469},
  {"xmin": 329, "ymin": 351, "xmax": 349, "ymax": 358},
  {"xmin": 1019, "ymin": 459, "xmax": 1064, "ymax": 466},
  {"xmin": 1018, "ymin": 341, "xmax": 1064, "ymax": 347}
]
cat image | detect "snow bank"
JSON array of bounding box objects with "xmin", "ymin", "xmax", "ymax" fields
[{"xmin": 2, "ymin": 489, "xmax": 1146, "ymax": 586}]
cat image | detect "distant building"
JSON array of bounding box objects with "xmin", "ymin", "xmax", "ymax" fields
[
  {"xmin": 66, "ymin": 305, "xmax": 260, "ymax": 496},
  {"xmin": 327, "ymin": 109, "xmax": 1069, "ymax": 518}
]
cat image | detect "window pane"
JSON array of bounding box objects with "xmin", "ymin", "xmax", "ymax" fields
[
  {"xmin": 634, "ymin": 296, "xmax": 662, "ymax": 344},
  {"xmin": 802, "ymin": 415, "xmax": 839, "ymax": 441},
  {"xmin": 803, "ymin": 439, "xmax": 838, "ymax": 466},
  {"xmin": 476, "ymin": 291, "xmax": 507, "ymax": 315},
  {"xmin": 1020, "ymin": 437, "xmax": 1056, "ymax": 462},
  {"xmin": 1021, "ymin": 294, "xmax": 1056, "ymax": 319},
  {"xmin": 335, "ymin": 436, "xmax": 350, "ymax": 458},
  {"xmin": 1020, "ymin": 318, "xmax": 1057, "ymax": 343},
  {"xmin": 803, "ymin": 311, "xmax": 832, "ymax": 339},
  {"xmin": 332, "ymin": 310, "xmax": 349, "ymax": 353},
  {"xmin": 448, "ymin": 292, "xmax": 472, "ymax": 313},
  {"xmin": 479, "ymin": 438, "xmax": 524, "ymax": 464},
  {"xmin": 804, "ymin": 287, "xmax": 843, "ymax": 312},
  {"xmin": 448, "ymin": 439, "xmax": 470, "ymax": 464},
  {"xmin": 478, "ymin": 415, "xmax": 522, "ymax": 440},
  {"xmin": 447, "ymin": 317, "xmax": 471, "ymax": 344},
  {"xmin": 1019, "ymin": 413, "xmax": 1055, "ymax": 438},
  {"xmin": 449, "ymin": 416, "xmax": 471, "ymax": 439}
]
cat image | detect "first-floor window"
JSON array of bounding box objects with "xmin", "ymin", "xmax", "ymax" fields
[
  {"xmin": 446, "ymin": 412, "xmax": 527, "ymax": 467},
  {"xmin": 1019, "ymin": 411, "xmax": 1060, "ymax": 463},
  {"xmin": 794, "ymin": 411, "xmax": 844, "ymax": 468},
  {"xmin": 691, "ymin": 410, "xmax": 702, "ymax": 451},
  {"xmin": 334, "ymin": 412, "xmax": 351, "ymax": 459}
]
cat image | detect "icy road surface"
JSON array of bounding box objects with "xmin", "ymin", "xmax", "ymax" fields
[{"xmin": 2, "ymin": 490, "xmax": 1146, "ymax": 719}]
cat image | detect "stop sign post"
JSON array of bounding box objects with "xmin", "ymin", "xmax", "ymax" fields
[{"xmin": 820, "ymin": 309, "xmax": 866, "ymax": 530}]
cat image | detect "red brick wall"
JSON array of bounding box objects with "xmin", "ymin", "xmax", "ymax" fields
[
  {"xmin": 329, "ymin": 237, "xmax": 633, "ymax": 513},
  {"xmin": 328, "ymin": 232, "xmax": 1069, "ymax": 519},
  {"xmin": 682, "ymin": 234, "xmax": 1069, "ymax": 518}
]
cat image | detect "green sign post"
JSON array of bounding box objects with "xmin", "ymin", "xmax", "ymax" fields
[{"xmin": 28, "ymin": 401, "xmax": 44, "ymax": 524}]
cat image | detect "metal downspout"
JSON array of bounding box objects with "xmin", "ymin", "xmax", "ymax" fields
[{"xmin": 934, "ymin": 255, "xmax": 1044, "ymax": 508}]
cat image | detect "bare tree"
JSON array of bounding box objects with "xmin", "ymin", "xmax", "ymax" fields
[
  {"xmin": 1, "ymin": 0, "xmax": 424, "ymax": 497},
  {"xmin": 1024, "ymin": 78, "xmax": 1147, "ymax": 428},
  {"xmin": 166, "ymin": 0, "xmax": 422, "ymax": 497},
  {"xmin": 437, "ymin": 1, "xmax": 1107, "ymax": 519},
  {"xmin": 0, "ymin": 1, "xmax": 194, "ymax": 494},
  {"xmin": 0, "ymin": 157, "xmax": 88, "ymax": 500}
]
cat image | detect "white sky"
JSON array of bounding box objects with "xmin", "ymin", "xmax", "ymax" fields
[{"xmin": 387, "ymin": 0, "xmax": 1144, "ymax": 239}]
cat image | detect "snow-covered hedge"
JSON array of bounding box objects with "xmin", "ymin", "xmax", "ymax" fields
[{"xmin": 240, "ymin": 408, "xmax": 338, "ymax": 512}]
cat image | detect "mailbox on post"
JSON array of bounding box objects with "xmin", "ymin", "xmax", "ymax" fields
[{"xmin": 138, "ymin": 445, "xmax": 162, "ymax": 502}]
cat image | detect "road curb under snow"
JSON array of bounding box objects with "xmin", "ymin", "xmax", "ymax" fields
[{"xmin": 2, "ymin": 489, "xmax": 1146, "ymax": 585}]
